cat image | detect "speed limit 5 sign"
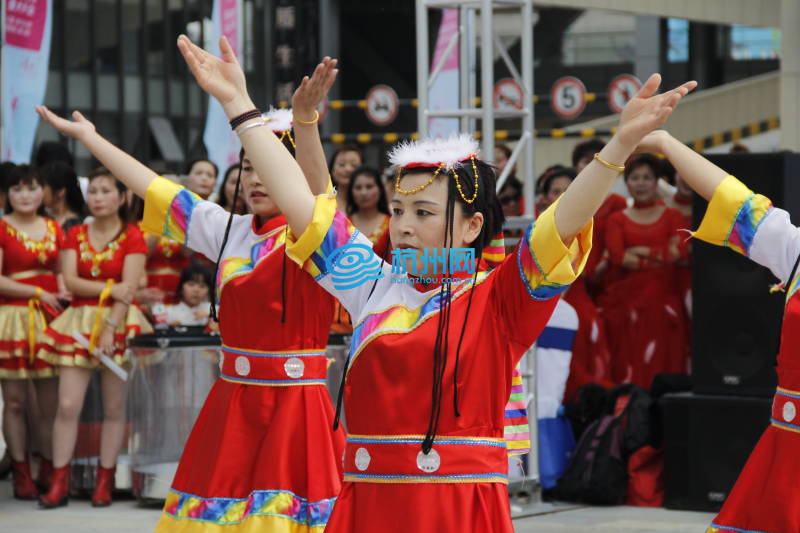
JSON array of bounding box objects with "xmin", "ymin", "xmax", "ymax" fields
[{"xmin": 550, "ymin": 77, "xmax": 587, "ymax": 120}]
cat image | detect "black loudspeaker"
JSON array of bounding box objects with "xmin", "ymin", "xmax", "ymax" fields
[
  {"xmin": 661, "ymin": 392, "xmax": 771, "ymax": 511},
  {"xmin": 692, "ymin": 152, "xmax": 800, "ymax": 397}
]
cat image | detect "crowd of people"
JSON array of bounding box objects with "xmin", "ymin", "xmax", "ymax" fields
[{"xmin": 1, "ymin": 30, "xmax": 789, "ymax": 533}]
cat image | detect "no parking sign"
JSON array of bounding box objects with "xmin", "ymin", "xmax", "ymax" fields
[
  {"xmin": 608, "ymin": 74, "xmax": 642, "ymax": 114},
  {"xmin": 365, "ymin": 85, "xmax": 399, "ymax": 126},
  {"xmin": 550, "ymin": 77, "xmax": 587, "ymax": 119}
]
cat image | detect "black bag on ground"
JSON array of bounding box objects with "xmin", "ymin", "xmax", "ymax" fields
[
  {"xmin": 605, "ymin": 384, "xmax": 654, "ymax": 458},
  {"xmin": 553, "ymin": 413, "xmax": 628, "ymax": 505},
  {"xmin": 562, "ymin": 383, "xmax": 609, "ymax": 440}
]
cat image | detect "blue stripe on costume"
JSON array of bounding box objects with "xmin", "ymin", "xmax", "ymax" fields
[{"xmin": 537, "ymin": 326, "xmax": 578, "ymax": 351}]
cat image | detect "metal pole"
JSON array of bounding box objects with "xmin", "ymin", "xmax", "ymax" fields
[
  {"xmin": 522, "ymin": 0, "xmax": 535, "ymax": 217},
  {"xmin": 416, "ymin": 0, "xmax": 429, "ymax": 138},
  {"xmin": 480, "ymin": 0, "xmax": 494, "ymax": 161},
  {"xmin": 459, "ymin": 7, "xmax": 469, "ymax": 132},
  {"xmin": 0, "ymin": 3, "xmax": 6, "ymax": 159}
]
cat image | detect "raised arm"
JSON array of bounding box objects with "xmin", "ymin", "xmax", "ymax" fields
[
  {"xmin": 554, "ymin": 74, "xmax": 697, "ymax": 243},
  {"xmin": 35, "ymin": 107, "xmax": 156, "ymax": 199},
  {"xmin": 177, "ymin": 35, "xmax": 316, "ymax": 236},
  {"xmin": 637, "ymin": 130, "xmax": 728, "ymax": 200},
  {"xmin": 292, "ymin": 57, "xmax": 338, "ymax": 195}
]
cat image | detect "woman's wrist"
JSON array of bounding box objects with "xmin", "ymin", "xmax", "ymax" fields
[{"xmin": 222, "ymin": 95, "xmax": 257, "ymax": 120}]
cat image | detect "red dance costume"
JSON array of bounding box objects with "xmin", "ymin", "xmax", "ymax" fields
[
  {"xmin": 0, "ymin": 218, "xmax": 63, "ymax": 378},
  {"xmin": 142, "ymin": 178, "xmax": 343, "ymax": 533},
  {"xmin": 38, "ymin": 223, "xmax": 152, "ymax": 367},
  {"xmin": 146, "ymin": 235, "xmax": 190, "ymax": 304},
  {"xmin": 286, "ymin": 193, "xmax": 592, "ymax": 533},
  {"xmin": 600, "ymin": 205, "xmax": 689, "ymax": 389},
  {"xmin": 697, "ymin": 177, "xmax": 800, "ymax": 533}
]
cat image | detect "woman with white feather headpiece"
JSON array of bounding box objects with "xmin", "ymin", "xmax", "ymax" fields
[{"xmin": 177, "ymin": 33, "xmax": 695, "ymax": 533}]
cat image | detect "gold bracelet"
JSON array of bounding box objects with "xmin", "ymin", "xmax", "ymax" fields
[
  {"xmin": 293, "ymin": 110, "xmax": 319, "ymax": 125},
  {"xmin": 593, "ymin": 152, "xmax": 625, "ymax": 172}
]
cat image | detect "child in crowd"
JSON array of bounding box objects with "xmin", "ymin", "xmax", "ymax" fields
[{"xmin": 163, "ymin": 265, "xmax": 212, "ymax": 327}]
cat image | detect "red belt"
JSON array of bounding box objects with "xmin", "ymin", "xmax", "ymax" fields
[
  {"xmin": 771, "ymin": 387, "xmax": 800, "ymax": 433},
  {"xmin": 343, "ymin": 435, "xmax": 509, "ymax": 484},
  {"xmin": 219, "ymin": 346, "xmax": 328, "ymax": 386}
]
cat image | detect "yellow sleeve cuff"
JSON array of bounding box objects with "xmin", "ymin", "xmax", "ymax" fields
[
  {"xmin": 285, "ymin": 193, "xmax": 338, "ymax": 269},
  {"xmin": 693, "ymin": 175, "xmax": 773, "ymax": 256},
  {"xmin": 141, "ymin": 176, "xmax": 202, "ymax": 244},
  {"xmin": 518, "ymin": 198, "xmax": 593, "ymax": 300}
]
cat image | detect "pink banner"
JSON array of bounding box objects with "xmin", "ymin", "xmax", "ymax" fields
[
  {"xmin": 5, "ymin": 0, "xmax": 48, "ymax": 50},
  {"xmin": 220, "ymin": 0, "xmax": 239, "ymax": 55}
]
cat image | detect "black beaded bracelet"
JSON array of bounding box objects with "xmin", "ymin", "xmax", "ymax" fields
[{"xmin": 229, "ymin": 109, "xmax": 262, "ymax": 130}]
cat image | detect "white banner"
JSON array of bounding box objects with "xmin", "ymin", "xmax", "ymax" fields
[
  {"xmin": 428, "ymin": 9, "xmax": 460, "ymax": 138},
  {"xmin": 1, "ymin": 0, "xmax": 53, "ymax": 163},
  {"xmin": 203, "ymin": 0, "xmax": 242, "ymax": 182}
]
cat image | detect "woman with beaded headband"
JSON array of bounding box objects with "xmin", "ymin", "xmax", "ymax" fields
[
  {"xmin": 0, "ymin": 165, "xmax": 66, "ymax": 500},
  {"xmin": 175, "ymin": 34, "xmax": 695, "ymax": 532},
  {"xmin": 632, "ymin": 129, "xmax": 800, "ymax": 533},
  {"xmin": 35, "ymin": 56, "xmax": 346, "ymax": 533},
  {"xmin": 36, "ymin": 167, "xmax": 152, "ymax": 508}
]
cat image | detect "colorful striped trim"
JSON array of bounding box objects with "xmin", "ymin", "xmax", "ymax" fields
[
  {"xmin": 724, "ymin": 193, "xmax": 773, "ymax": 256},
  {"xmin": 786, "ymin": 271, "xmax": 800, "ymax": 302},
  {"xmin": 305, "ymin": 211, "xmax": 360, "ymax": 279},
  {"xmin": 707, "ymin": 523, "xmax": 778, "ymax": 533},
  {"xmin": 217, "ymin": 226, "xmax": 288, "ymax": 290},
  {"xmin": 769, "ymin": 418, "xmax": 800, "ymax": 434},
  {"xmin": 517, "ymin": 221, "xmax": 570, "ymax": 300},
  {"xmin": 346, "ymin": 434, "xmax": 506, "ymax": 447},
  {"xmin": 504, "ymin": 367, "xmax": 530, "ymax": 455},
  {"xmin": 222, "ymin": 346, "xmax": 326, "ymax": 358},
  {"xmin": 219, "ymin": 374, "xmax": 327, "ymax": 387},
  {"xmin": 347, "ymin": 272, "xmax": 491, "ymax": 373},
  {"xmin": 343, "ymin": 472, "xmax": 508, "ymax": 484},
  {"xmin": 776, "ymin": 386, "xmax": 800, "ymax": 398},
  {"xmin": 165, "ymin": 188, "xmax": 203, "ymax": 244},
  {"xmin": 162, "ymin": 487, "xmax": 335, "ymax": 527}
]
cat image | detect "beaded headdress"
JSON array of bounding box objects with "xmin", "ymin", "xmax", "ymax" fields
[{"xmin": 388, "ymin": 134, "xmax": 480, "ymax": 204}]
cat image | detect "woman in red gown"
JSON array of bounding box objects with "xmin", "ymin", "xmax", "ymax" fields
[
  {"xmin": 35, "ymin": 56, "xmax": 345, "ymax": 532},
  {"xmin": 38, "ymin": 168, "xmax": 152, "ymax": 508},
  {"xmin": 638, "ymin": 129, "xmax": 800, "ymax": 533},
  {"xmin": 599, "ymin": 154, "xmax": 689, "ymax": 388},
  {"xmin": 176, "ymin": 33, "xmax": 694, "ymax": 532},
  {"xmin": 0, "ymin": 165, "xmax": 65, "ymax": 499},
  {"xmin": 144, "ymin": 234, "xmax": 191, "ymax": 305},
  {"xmin": 538, "ymin": 168, "xmax": 614, "ymax": 396}
]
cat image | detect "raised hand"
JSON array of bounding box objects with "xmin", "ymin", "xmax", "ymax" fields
[
  {"xmin": 634, "ymin": 130, "xmax": 673, "ymax": 155},
  {"xmin": 292, "ymin": 57, "xmax": 338, "ymax": 121},
  {"xmin": 616, "ymin": 74, "xmax": 697, "ymax": 148},
  {"xmin": 35, "ymin": 106, "xmax": 96, "ymax": 141},
  {"xmin": 176, "ymin": 34, "xmax": 252, "ymax": 116}
]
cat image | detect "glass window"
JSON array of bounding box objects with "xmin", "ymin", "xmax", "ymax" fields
[
  {"xmin": 562, "ymin": 11, "xmax": 635, "ymax": 66},
  {"xmin": 122, "ymin": 1, "xmax": 142, "ymax": 74},
  {"xmin": 95, "ymin": 0, "xmax": 120, "ymax": 73},
  {"xmin": 730, "ymin": 25, "xmax": 781, "ymax": 60},
  {"xmin": 65, "ymin": 0, "xmax": 91, "ymax": 70},
  {"xmin": 667, "ymin": 18, "xmax": 689, "ymax": 63}
]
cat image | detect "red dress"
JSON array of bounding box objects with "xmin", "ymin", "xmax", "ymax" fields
[
  {"xmin": 0, "ymin": 218, "xmax": 63, "ymax": 379},
  {"xmin": 600, "ymin": 207, "xmax": 689, "ymax": 389},
  {"xmin": 145, "ymin": 235, "xmax": 190, "ymax": 304},
  {"xmin": 585, "ymin": 193, "xmax": 627, "ymax": 295},
  {"xmin": 141, "ymin": 178, "xmax": 344, "ymax": 533},
  {"xmin": 286, "ymin": 194, "xmax": 592, "ymax": 533},
  {"xmin": 695, "ymin": 176, "xmax": 800, "ymax": 533},
  {"xmin": 38, "ymin": 223, "xmax": 152, "ymax": 367},
  {"xmin": 563, "ymin": 277, "xmax": 613, "ymax": 397}
]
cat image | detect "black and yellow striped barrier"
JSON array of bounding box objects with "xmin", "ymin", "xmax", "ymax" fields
[
  {"xmin": 278, "ymin": 93, "xmax": 604, "ymax": 110},
  {"xmin": 688, "ymin": 118, "xmax": 780, "ymax": 151},
  {"xmin": 322, "ymin": 128, "xmax": 616, "ymax": 144}
]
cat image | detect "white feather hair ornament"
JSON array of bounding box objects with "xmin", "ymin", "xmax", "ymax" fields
[
  {"xmin": 388, "ymin": 133, "xmax": 479, "ymax": 169},
  {"xmin": 262, "ymin": 107, "xmax": 294, "ymax": 133},
  {"xmin": 388, "ymin": 134, "xmax": 481, "ymax": 203}
]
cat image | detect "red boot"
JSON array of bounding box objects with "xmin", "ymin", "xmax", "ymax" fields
[
  {"xmin": 36, "ymin": 458, "xmax": 54, "ymax": 492},
  {"xmin": 91, "ymin": 465, "xmax": 115, "ymax": 507},
  {"xmin": 11, "ymin": 461, "xmax": 39, "ymax": 500},
  {"xmin": 38, "ymin": 465, "xmax": 69, "ymax": 509}
]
